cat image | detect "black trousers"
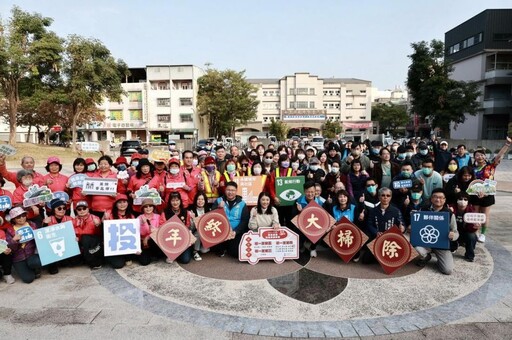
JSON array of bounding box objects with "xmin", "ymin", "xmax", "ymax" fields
[
  {"xmin": 0, "ymin": 253, "xmax": 13, "ymax": 276},
  {"xmin": 13, "ymin": 254, "xmax": 42, "ymax": 283},
  {"xmin": 80, "ymin": 235, "xmax": 103, "ymax": 268}
]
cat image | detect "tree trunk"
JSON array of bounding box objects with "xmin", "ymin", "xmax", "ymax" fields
[
  {"xmin": 8, "ymin": 81, "xmax": 18, "ymax": 145},
  {"xmin": 71, "ymin": 109, "xmax": 80, "ymax": 153},
  {"xmin": 26, "ymin": 124, "xmax": 32, "ymax": 143}
]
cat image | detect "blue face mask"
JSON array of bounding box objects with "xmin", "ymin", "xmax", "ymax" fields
[
  {"xmin": 117, "ymin": 165, "xmax": 127, "ymax": 172},
  {"xmin": 131, "ymin": 161, "xmax": 139, "ymax": 168},
  {"xmin": 398, "ymin": 153, "xmax": 406, "ymax": 159},
  {"xmin": 367, "ymin": 185, "xmax": 377, "ymax": 194},
  {"xmin": 420, "ymin": 149, "xmax": 428, "ymax": 156},
  {"xmin": 411, "ymin": 192, "xmax": 422, "ymax": 200},
  {"xmin": 401, "ymin": 171, "xmax": 411, "ymax": 178},
  {"xmin": 372, "ymin": 148, "xmax": 380, "ymax": 155},
  {"xmin": 422, "ymin": 167, "xmax": 433, "ymax": 176}
]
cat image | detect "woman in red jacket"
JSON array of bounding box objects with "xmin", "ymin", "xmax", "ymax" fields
[
  {"xmin": 41, "ymin": 157, "xmax": 69, "ymax": 193},
  {"xmin": 127, "ymin": 158, "xmax": 154, "ymax": 214},
  {"xmin": 87, "ymin": 156, "xmax": 118, "ymax": 219},
  {"xmin": 137, "ymin": 199, "xmax": 166, "ymax": 266},
  {"xmin": 74, "ymin": 201, "xmax": 103, "ymax": 269},
  {"xmin": 67, "ymin": 158, "xmax": 87, "ymax": 210},
  {"xmin": 0, "ymin": 175, "xmax": 14, "ymax": 230},
  {"xmin": 12, "ymin": 170, "xmax": 42, "ymax": 226}
]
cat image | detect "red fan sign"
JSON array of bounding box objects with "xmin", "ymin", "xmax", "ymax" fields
[
  {"xmin": 196, "ymin": 209, "xmax": 232, "ymax": 248},
  {"xmin": 323, "ymin": 217, "xmax": 368, "ymax": 263},
  {"xmin": 291, "ymin": 200, "xmax": 335, "ymax": 244},
  {"xmin": 367, "ymin": 226, "xmax": 418, "ymax": 275},
  {"xmin": 151, "ymin": 215, "xmax": 193, "ymax": 261}
]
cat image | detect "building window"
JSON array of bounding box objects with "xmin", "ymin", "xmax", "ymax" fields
[
  {"xmin": 323, "ymin": 90, "xmax": 328, "ymax": 96},
  {"xmin": 360, "ymin": 90, "xmax": 366, "ymax": 94},
  {"xmin": 129, "ymin": 110, "xmax": 142, "ymax": 120},
  {"xmin": 128, "ymin": 92, "xmax": 142, "ymax": 102},
  {"xmin": 346, "ymin": 103, "xmax": 353, "ymax": 108},
  {"xmin": 181, "ymin": 82, "xmax": 192, "ymax": 90},
  {"xmin": 289, "ymin": 88, "xmax": 295, "ymax": 95},
  {"xmin": 296, "ymin": 101, "xmax": 308, "ymax": 108},
  {"xmin": 335, "ymin": 103, "xmax": 340, "ymax": 109},
  {"xmin": 359, "ymin": 116, "xmax": 366, "ymax": 119},
  {"xmin": 275, "ymin": 90, "xmax": 280, "ymax": 96},
  {"xmin": 309, "ymin": 101, "xmax": 315, "ymax": 109},
  {"xmin": 180, "ymin": 98, "xmax": 192, "ymax": 106},
  {"xmin": 289, "ymin": 102, "xmax": 295, "ymax": 109},
  {"xmin": 296, "ymin": 88, "xmax": 308, "ymax": 95},
  {"xmin": 346, "ymin": 116, "xmax": 352, "ymax": 119},
  {"xmin": 157, "ymin": 98, "xmax": 170, "ymax": 107},
  {"xmin": 157, "ymin": 115, "xmax": 170, "ymax": 122},
  {"xmin": 263, "ymin": 91, "xmax": 268, "ymax": 96},
  {"xmin": 346, "ymin": 90, "xmax": 353, "ymax": 94},
  {"xmin": 335, "ymin": 90, "xmax": 341, "ymax": 96},
  {"xmin": 309, "ymin": 88, "xmax": 315, "ymax": 95},
  {"xmin": 323, "ymin": 103, "xmax": 328, "ymax": 109},
  {"xmin": 180, "ymin": 114, "xmax": 193, "ymax": 122},
  {"xmin": 359, "ymin": 103, "xmax": 366, "ymax": 107},
  {"xmin": 109, "ymin": 110, "xmax": 123, "ymax": 121},
  {"xmin": 150, "ymin": 81, "xmax": 170, "ymax": 90}
]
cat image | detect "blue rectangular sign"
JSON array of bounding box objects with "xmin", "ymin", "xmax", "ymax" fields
[
  {"xmin": 410, "ymin": 211, "xmax": 450, "ymax": 250},
  {"xmin": 34, "ymin": 221, "xmax": 80, "ymax": 266}
]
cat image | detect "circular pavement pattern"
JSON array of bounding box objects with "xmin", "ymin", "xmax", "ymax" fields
[{"xmin": 94, "ymin": 238, "xmax": 512, "ymax": 338}]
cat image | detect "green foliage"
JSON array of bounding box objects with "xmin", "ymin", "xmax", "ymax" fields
[
  {"xmin": 371, "ymin": 103, "xmax": 409, "ymax": 135},
  {"xmin": 197, "ymin": 69, "xmax": 259, "ymax": 138},
  {"xmin": 407, "ymin": 39, "xmax": 480, "ymax": 135},
  {"xmin": 0, "ymin": 6, "xmax": 63, "ymax": 144},
  {"xmin": 322, "ymin": 120, "xmax": 342, "ymax": 139},
  {"xmin": 268, "ymin": 119, "xmax": 289, "ymax": 141}
]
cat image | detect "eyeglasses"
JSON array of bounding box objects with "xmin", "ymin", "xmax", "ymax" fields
[
  {"xmin": 55, "ymin": 206, "xmax": 66, "ymax": 211},
  {"xmin": 76, "ymin": 207, "xmax": 87, "ymax": 211},
  {"xmin": 380, "ymin": 194, "xmax": 391, "ymax": 197}
]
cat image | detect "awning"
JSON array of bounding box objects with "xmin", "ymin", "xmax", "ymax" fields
[{"xmin": 342, "ymin": 122, "xmax": 373, "ymax": 129}]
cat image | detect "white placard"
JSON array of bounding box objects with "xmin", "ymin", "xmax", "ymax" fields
[
  {"xmin": 0, "ymin": 144, "xmax": 16, "ymax": 156},
  {"xmin": 79, "ymin": 142, "xmax": 100, "ymax": 152},
  {"xmin": 463, "ymin": 213, "xmax": 486, "ymax": 224},
  {"xmin": 133, "ymin": 185, "xmax": 162, "ymax": 205},
  {"xmin": 103, "ymin": 219, "xmax": 141, "ymax": 256},
  {"xmin": 239, "ymin": 227, "xmax": 299, "ymax": 265},
  {"xmin": 82, "ymin": 177, "xmax": 118, "ymax": 195}
]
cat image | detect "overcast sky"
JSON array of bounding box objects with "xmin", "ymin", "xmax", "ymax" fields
[{"xmin": 1, "ymin": 1, "xmax": 510, "ymax": 90}]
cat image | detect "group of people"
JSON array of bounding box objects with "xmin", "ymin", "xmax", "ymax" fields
[{"xmin": 0, "ymin": 134, "xmax": 510, "ymax": 284}]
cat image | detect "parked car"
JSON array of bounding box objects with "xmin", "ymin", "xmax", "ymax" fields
[
  {"xmin": 310, "ymin": 136, "xmax": 325, "ymax": 151},
  {"xmin": 196, "ymin": 139, "xmax": 208, "ymax": 151},
  {"xmin": 120, "ymin": 140, "xmax": 142, "ymax": 157}
]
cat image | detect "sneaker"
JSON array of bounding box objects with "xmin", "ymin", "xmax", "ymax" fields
[
  {"xmin": 415, "ymin": 253, "xmax": 432, "ymax": 267},
  {"xmin": 91, "ymin": 265, "xmax": 102, "ymax": 270},
  {"xmin": 478, "ymin": 234, "xmax": 486, "ymax": 243},
  {"xmin": 165, "ymin": 258, "xmax": 174, "ymax": 264},
  {"xmin": 352, "ymin": 254, "xmax": 361, "ymax": 263},
  {"xmin": 310, "ymin": 249, "xmax": 318, "ymax": 258},
  {"xmin": 193, "ymin": 252, "xmax": 202, "ymax": 261},
  {"xmin": 219, "ymin": 250, "xmax": 226, "ymax": 257},
  {"xmin": 464, "ymin": 257, "xmax": 474, "ymax": 262},
  {"xmin": 4, "ymin": 274, "xmax": 15, "ymax": 284},
  {"xmin": 200, "ymin": 246, "xmax": 210, "ymax": 254}
]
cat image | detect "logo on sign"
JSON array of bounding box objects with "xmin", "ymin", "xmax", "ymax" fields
[
  {"xmin": 279, "ymin": 189, "xmax": 302, "ymax": 202},
  {"xmin": 419, "ymin": 225, "xmax": 440, "ymax": 244}
]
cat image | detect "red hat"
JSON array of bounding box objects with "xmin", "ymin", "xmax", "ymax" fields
[
  {"xmin": 205, "ymin": 156, "xmax": 215, "ymax": 165},
  {"xmin": 115, "ymin": 193, "xmax": 128, "ymax": 203},
  {"xmin": 114, "ymin": 156, "xmax": 128, "ymax": 166},
  {"xmin": 47, "ymin": 156, "xmax": 61, "ymax": 165},
  {"xmin": 85, "ymin": 158, "xmax": 95, "ymax": 165},
  {"xmin": 131, "ymin": 153, "xmax": 141, "ymax": 161},
  {"xmin": 168, "ymin": 157, "xmax": 180, "ymax": 165}
]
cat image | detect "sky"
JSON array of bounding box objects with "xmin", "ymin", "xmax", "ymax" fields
[{"xmin": 1, "ymin": 1, "xmax": 511, "ymax": 90}]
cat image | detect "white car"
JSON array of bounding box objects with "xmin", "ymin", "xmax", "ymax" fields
[{"xmin": 310, "ymin": 136, "xmax": 325, "ymax": 151}]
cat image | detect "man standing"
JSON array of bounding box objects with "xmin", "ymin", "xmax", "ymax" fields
[
  {"xmin": 0, "ymin": 155, "xmax": 45, "ymax": 187},
  {"xmin": 244, "ymin": 135, "xmax": 259, "ymax": 157},
  {"xmin": 181, "ymin": 150, "xmax": 202, "ymax": 203},
  {"xmin": 215, "ymin": 145, "xmax": 228, "ymax": 174},
  {"xmin": 431, "ymin": 137, "xmax": 452, "ymax": 173},
  {"xmin": 414, "ymin": 158, "xmax": 443, "ymax": 201},
  {"xmin": 454, "ymin": 144, "xmax": 471, "ymax": 168},
  {"xmin": 415, "ymin": 188, "xmax": 458, "ymax": 275}
]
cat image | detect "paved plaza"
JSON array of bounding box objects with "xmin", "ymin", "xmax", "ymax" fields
[{"xmin": 1, "ymin": 160, "xmax": 512, "ymax": 339}]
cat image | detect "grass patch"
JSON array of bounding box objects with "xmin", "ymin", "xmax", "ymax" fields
[{"xmin": 4, "ymin": 143, "xmax": 111, "ymax": 164}]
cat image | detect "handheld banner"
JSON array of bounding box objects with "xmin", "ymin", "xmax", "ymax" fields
[
  {"xmin": 0, "ymin": 239, "xmax": 7, "ymax": 253},
  {"xmin": 34, "ymin": 221, "xmax": 80, "ymax": 266},
  {"xmin": 291, "ymin": 200, "xmax": 335, "ymax": 244},
  {"xmin": 410, "ymin": 211, "xmax": 450, "ymax": 250},
  {"xmin": 234, "ymin": 175, "xmax": 265, "ymax": 205},
  {"xmin": 466, "ymin": 179, "xmax": 497, "ymax": 196},
  {"xmin": 68, "ymin": 174, "xmax": 86, "ymax": 189},
  {"xmin": 150, "ymin": 150, "xmax": 171, "ymax": 163},
  {"xmin": 367, "ymin": 226, "xmax": 418, "ymax": 275},
  {"xmin": 0, "ymin": 195, "xmax": 12, "ymax": 212},
  {"xmin": 443, "ymin": 174, "xmax": 455, "ymax": 183},
  {"xmin": 133, "ymin": 185, "xmax": 162, "ymax": 205},
  {"xmin": 239, "ymin": 227, "xmax": 299, "ymax": 265},
  {"xmin": 46, "ymin": 191, "xmax": 70, "ymax": 208},
  {"xmin": 275, "ymin": 176, "xmax": 305, "ymax": 206},
  {"xmin": 196, "ymin": 209, "xmax": 232, "ymax": 248},
  {"xmin": 151, "ymin": 215, "xmax": 193, "ymax": 261},
  {"xmin": 323, "ymin": 217, "xmax": 368, "ymax": 263},
  {"xmin": 392, "ymin": 179, "xmax": 413, "ymax": 190},
  {"xmin": 79, "ymin": 142, "xmax": 100, "ymax": 152},
  {"xmin": 463, "ymin": 213, "xmax": 486, "ymax": 224},
  {"xmin": 0, "ymin": 144, "xmax": 17, "ymax": 156},
  {"xmin": 23, "ymin": 184, "xmax": 53, "ymax": 208},
  {"xmin": 82, "ymin": 177, "xmax": 118, "ymax": 195},
  {"xmin": 16, "ymin": 226, "xmax": 35, "ymax": 243},
  {"xmin": 104, "ymin": 219, "xmax": 141, "ymax": 256}
]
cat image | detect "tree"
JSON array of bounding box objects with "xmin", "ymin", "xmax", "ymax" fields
[
  {"xmin": 268, "ymin": 119, "xmax": 289, "ymax": 141},
  {"xmin": 371, "ymin": 103, "xmax": 409, "ymax": 135},
  {"xmin": 322, "ymin": 120, "xmax": 342, "ymax": 139},
  {"xmin": 61, "ymin": 35, "xmax": 128, "ymax": 151},
  {"xmin": 407, "ymin": 39, "xmax": 480, "ymax": 136},
  {"xmin": 0, "ymin": 6, "xmax": 63, "ymax": 144},
  {"xmin": 197, "ymin": 69, "xmax": 259, "ymax": 138}
]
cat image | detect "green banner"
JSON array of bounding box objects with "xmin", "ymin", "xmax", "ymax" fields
[{"xmin": 275, "ymin": 176, "xmax": 305, "ymax": 206}]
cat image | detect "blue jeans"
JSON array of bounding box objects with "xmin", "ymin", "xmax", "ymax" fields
[
  {"xmin": 177, "ymin": 247, "xmax": 192, "ymax": 264},
  {"xmin": 464, "ymin": 231, "xmax": 478, "ymax": 260}
]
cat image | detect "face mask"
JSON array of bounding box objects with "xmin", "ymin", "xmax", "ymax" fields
[
  {"xmin": 291, "ymin": 162, "xmax": 299, "ymax": 170},
  {"xmin": 264, "ymin": 158, "xmax": 273, "ymax": 165},
  {"xmin": 420, "ymin": 149, "xmax": 428, "ymax": 156},
  {"xmin": 352, "ymin": 150, "xmax": 360, "ymax": 157},
  {"xmin": 281, "ymin": 161, "xmax": 289, "ymax": 168},
  {"xmin": 131, "ymin": 161, "xmax": 139, "ymax": 168},
  {"xmin": 406, "ymin": 152, "xmax": 413, "ymax": 158},
  {"xmin": 367, "ymin": 185, "xmax": 377, "ymax": 194},
  {"xmin": 169, "ymin": 168, "xmax": 179, "ymax": 175},
  {"xmin": 192, "ymin": 159, "xmax": 198, "ymax": 166},
  {"xmin": 117, "ymin": 165, "xmax": 127, "ymax": 172},
  {"xmin": 457, "ymin": 199, "xmax": 468, "ymax": 208},
  {"xmin": 422, "ymin": 167, "xmax": 433, "ymax": 176},
  {"xmin": 411, "ymin": 192, "xmax": 422, "ymax": 200},
  {"xmin": 331, "ymin": 167, "xmax": 339, "ymax": 174},
  {"xmin": 309, "ymin": 165, "xmax": 319, "ymax": 171},
  {"xmin": 279, "ymin": 151, "xmax": 287, "ymax": 155},
  {"xmin": 401, "ymin": 171, "xmax": 411, "ymax": 178},
  {"xmin": 372, "ymin": 148, "xmax": 380, "ymax": 155},
  {"xmin": 206, "ymin": 165, "xmax": 215, "ymax": 172},
  {"xmin": 226, "ymin": 164, "xmax": 236, "ymax": 172},
  {"xmin": 22, "ymin": 179, "xmax": 33, "ymax": 187},
  {"xmin": 253, "ymin": 167, "xmax": 262, "ymax": 175},
  {"xmin": 87, "ymin": 164, "xmax": 97, "ymax": 172},
  {"xmin": 297, "ymin": 154, "xmax": 305, "ymax": 160},
  {"xmin": 398, "ymin": 153, "xmax": 406, "ymax": 159},
  {"xmin": 448, "ymin": 164, "xmax": 458, "ymax": 172}
]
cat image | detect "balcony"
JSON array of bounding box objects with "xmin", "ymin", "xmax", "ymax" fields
[{"xmin": 483, "ymin": 98, "xmax": 511, "ymax": 109}]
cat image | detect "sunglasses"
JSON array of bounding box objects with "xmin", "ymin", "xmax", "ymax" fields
[
  {"xmin": 55, "ymin": 206, "xmax": 66, "ymax": 211},
  {"xmin": 265, "ymin": 157, "xmax": 273, "ymax": 159},
  {"xmin": 380, "ymin": 194, "xmax": 391, "ymax": 197},
  {"xmin": 76, "ymin": 206, "xmax": 88, "ymax": 211},
  {"xmin": 458, "ymin": 198, "xmax": 468, "ymax": 201},
  {"xmin": 366, "ymin": 184, "xmax": 376, "ymax": 187}
]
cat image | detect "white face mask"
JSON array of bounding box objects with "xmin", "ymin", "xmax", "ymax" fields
[
  {"xmin": 331, "ymin": 167, "xmax": 339, "ymax": 174},
  {"xmin": 309, "ymin": 165, "xmax": 319, "ymax": 171},
  {"xmin": 169, "ymin": 168, "xmax": 179, "ymax": 175},
  {"xmin": 298, "ymin": 154, "xmax": 305, "ymax": 160},
  {"xmin": 291, "ymin": 162, "xmax": 300, "ymax": 170},
  {"xmin": 253, "ymin": 167, "xmax": 262, "ymax": 175},
  {"xmin": 457, "ymin": 199, "xmax": 468, "ymax": 209},
  {"xmin": 192, "ymin": 159, "xmax": 198, "ymax": 166},
  {"xmin": 22, "ymin": 179, "xmax": 33, "ymax": 187}
]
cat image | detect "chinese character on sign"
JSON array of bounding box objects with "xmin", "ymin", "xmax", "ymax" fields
[
  {"xmin": 305, "ymin": 213, "xmax": 322, "ymax": 229},
  {"xmin": 204, "ymin": 219, "xmax": 222, "ymax": 236},
  {"xmin": 382, "ymin": 240, "xmax": 402, "ymax": 259},
  {"xmin": 337, "ymin": 230, "xmax": 354, "ymax": 247},
  {"xmin": 165, "ymin": 228, "xmax": 182, "ymax": 246}
]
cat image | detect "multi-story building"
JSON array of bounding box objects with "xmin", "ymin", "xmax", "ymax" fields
[
  {"xmin": 83, "ymin": 64, "xmax": 206, "ymax": 144},
  {"xmin": 445, "ymin": 9, "xmax": 512, "ymax": 140},
  {"xmin": 246, "ymin": 72, "xmax": 372, "ymax": 139}
]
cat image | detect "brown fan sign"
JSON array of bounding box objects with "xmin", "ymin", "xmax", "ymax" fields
[
  {"xmin": 196, "ymin": 209, "xmax": 232, "ymax": 248},
  {"xmin": 323, "ymin": 216, "xmax": 368, "ymax": 263},
  {"xmin": 291, "ymin": 200, "xmax": 335, "ymax": 244},
  {"xmin": 367, "ymin": 226, "xmax": 418, "ymax": 275},
  {"xmin": 151, "ymin": 215, "xmax": 193, "ymax": 261}
]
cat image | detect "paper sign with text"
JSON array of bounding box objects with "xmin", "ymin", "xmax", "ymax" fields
[
  {"xmin": 23, "ymin": 185, "xmax": 53, "ymax": 207},
  {"xmin": 463, "ymin": 213, "xmax": 486, "ymax": 224},
  {"xmin": 323, "ymin": 217, "xmax": 368, "ymax": 263},
  {"xmin": 79, "ymin": 142, "xmax": 100, "ymax": 152},
  {"xmin": 392, "ymin": 179, "xmax": 413, "ymax": 189},
  {"xmin": 82, "ymin": 177, "xmax": 118, "ymax": 195},
  {"xmin": 291, "ymin": 200, "xmax": 335, "ymax": 244},
  {"xmin": 16, "ymin": 226, "xmax": 35, "ymax": 243},
  {"xmin": 0, "ymin": 195, "xmax": 12, "ymax": 212},
  {"xmin": 0, "ymin": 144, "xmax": 17, "ymax": 156},
  {"xmin": 133, "ymin": 185, "xmax": 162, "ymax": 205},
  {"xmin": 466, "ymin": 179, "xmax": 497, "ymax": 196},
  {"xmin": 46, "ymin": 191, "xmax": 70, "ymax": 208},
  {"xmin": 410, "ymin": 211, "xmax": 450, "ymax": 250},
  {"xmin": 151, "ymin": 215, "xmax": 194, "ymax": 261},
  {"xmin": 275, "ymin": 176, "xmax": 305, "ymax": 206},
  {"xmin": 239, "ymin": 227, "xmax": 299, "ymax": 265},
  {"xmin": 68, "ymin": 174, "xmax": 86, "ymax": 189},
  {"xmin": 196, "ymin": 209, "xmax": 231, "ymax": 248},
  {"xmin": 34, "ymin": 221, "xmax": 80, "ymax": 266},
  {"xmin": 234, "ymin": 175, "xmax": 265, "ymax": 205},
  {"xmin": 103, "ymin": 219, "xmax": 141, "ymax": 256}
]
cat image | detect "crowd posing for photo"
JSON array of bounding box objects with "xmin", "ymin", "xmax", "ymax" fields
[{"xmin": 0, "ymin": 134, "xmax": 510, "ymax": 284}]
